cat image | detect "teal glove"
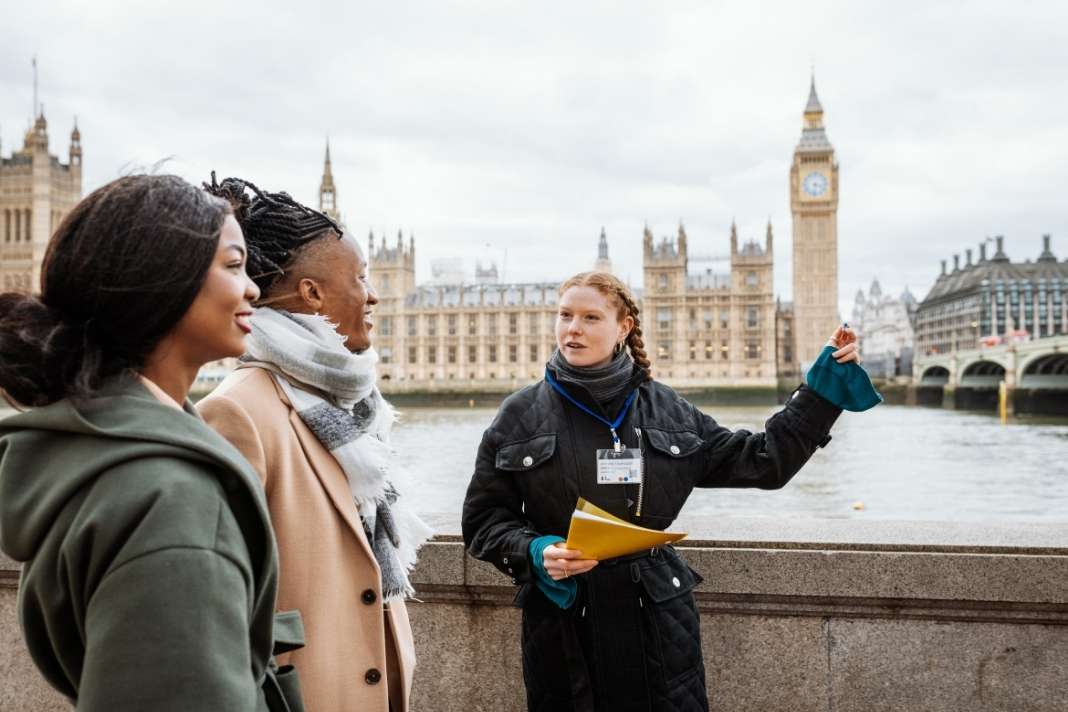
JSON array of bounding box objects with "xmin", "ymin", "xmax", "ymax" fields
[
  {"xmin": 807, "ymin": 344, "xmax": 883, "ymax": 412},
  {"xmin": 529, "ymin": 535, "xmax": 578, "ymax": 609}
]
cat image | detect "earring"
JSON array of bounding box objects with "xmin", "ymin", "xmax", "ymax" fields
[{"xmin": 614, "ymin": 341, "xmax": 625, "ymax": 356}]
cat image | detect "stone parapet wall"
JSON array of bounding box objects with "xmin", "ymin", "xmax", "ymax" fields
[{"xmin": 3, "ymin": 517, "xmax": 1067, "ymax": 711}]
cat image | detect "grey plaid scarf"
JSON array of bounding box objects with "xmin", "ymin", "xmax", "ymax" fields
[
  {"xmin": 548, "ymin": 347, "xmax": 635, "ymax": 409},
  {"xmin": 240, "ymin": 308, "xmax": 432, "ymax": 600}
]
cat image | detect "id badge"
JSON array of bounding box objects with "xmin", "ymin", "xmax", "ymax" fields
[{"xmin": 596, "ymin": 448, "xmax": 643, "ymax": 485}]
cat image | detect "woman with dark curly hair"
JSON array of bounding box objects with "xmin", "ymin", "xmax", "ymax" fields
[{"xmin": 0, "ymin": 174, "xmax": 302, "ymax": 711}]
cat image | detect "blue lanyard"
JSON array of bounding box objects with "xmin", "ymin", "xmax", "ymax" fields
[{"xmin": 545, "ymin": 368, "xmax": 638, "ymax": 452}]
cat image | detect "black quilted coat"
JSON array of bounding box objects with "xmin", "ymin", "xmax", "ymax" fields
[{"xmin": 462, "ymin": 363, "xmax": 842, "ymax": 712}]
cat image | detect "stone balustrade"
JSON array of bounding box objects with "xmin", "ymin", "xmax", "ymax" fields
[{"xmin": 3, "ymin": 515, "xmax": 1067, "ymax": 711}]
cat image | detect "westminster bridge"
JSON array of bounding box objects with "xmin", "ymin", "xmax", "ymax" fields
[{"xmin": 913, "ymin": 334, "xmax": 1068, "ymax": 414}]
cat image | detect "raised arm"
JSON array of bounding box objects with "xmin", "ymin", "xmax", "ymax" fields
[{"xmin": 692, "ymin": 385, "xmax": 842, "ymax": 489}]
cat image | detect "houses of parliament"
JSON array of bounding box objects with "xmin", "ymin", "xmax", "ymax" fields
[
  {"xmin": 1, "ymin": 80, "xmax": 841, "ymax": 394},
  {"xmin": 362, "ymin": 79, "xmax": 839, "ymax": 393}
]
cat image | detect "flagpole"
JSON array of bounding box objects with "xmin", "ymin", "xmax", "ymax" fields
[{"xmin": 32, "ymin": 55, "xmax": 38, "ymax": 119}]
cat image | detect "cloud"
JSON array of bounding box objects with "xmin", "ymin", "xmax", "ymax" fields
[{"xmin": 4, "ymin": 0, "xmax": 1067, "ymax": 316}]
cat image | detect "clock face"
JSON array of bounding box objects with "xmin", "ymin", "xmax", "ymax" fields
[{"xmin": 802, "ymin": 171, "xmax": 828, "ymax": 197}]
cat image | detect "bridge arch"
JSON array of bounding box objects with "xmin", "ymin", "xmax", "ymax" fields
[
  {"xmin": 959, "ymin": 360, "xmax": 1006, "ymax": 388},
  {"xmin": 1019, "ymin": 352, "xmax": 1068, "ymax": 389},
  {"xmin": 958, "ymin": 353, "xmax": 1009, "ymax": 376},
  {"xmin": 919, "ymin": 366, "xmax": 950, "ymax": 386}
]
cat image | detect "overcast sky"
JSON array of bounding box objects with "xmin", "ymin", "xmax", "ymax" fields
[{"xmin": 5, "ymin": 1, "xmax": 1067, "ymax": 316}]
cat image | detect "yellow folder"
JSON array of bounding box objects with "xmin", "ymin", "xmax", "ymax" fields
[{"xmin": 563, "ymin": 497, "xmax": 686, "ymax": 561}]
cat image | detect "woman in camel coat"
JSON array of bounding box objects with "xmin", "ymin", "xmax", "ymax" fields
[
  {"xmin": 202, "ymin": 368, "xmax": 418, "ymax": 711},
  {"xmin": 200, "ymin": 176, "xmax": 430, "ymax": 712}
]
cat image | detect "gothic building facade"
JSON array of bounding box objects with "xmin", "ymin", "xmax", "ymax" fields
[
  {"xmin": 640, "ymin": 222, "xmax": 780, "ymax": 387},
  {"xmin": 369, "ymin": 229, "xmax": 580, "ymax": 392},
  {"xmin": 368, "ymin": 221, "xmax": 793, "ymax": 392},
  {"xmin": 0, "ymin": 110, "xmax": 82, "ymax": 293}
]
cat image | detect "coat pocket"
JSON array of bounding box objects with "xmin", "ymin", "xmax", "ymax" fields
[
  {"xmin": 642, "ymin": 427, "xmax": 703, "ymax": 459},
  {"xmin": 272, "ymin": 610, "xmax": 305, "ymax": 655},
  {"xmin": 496, "ymin": 433, "xmax": 557, "ymax": 471},
  {"xmin": 637, "ymin": 554, "xmax": 704, "ymax": 686},
  {"xmin": 638, "ymin": 428, "xmax": 705, "ymax": 519}
]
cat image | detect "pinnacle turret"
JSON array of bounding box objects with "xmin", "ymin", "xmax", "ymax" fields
[{"xmin": 319, "ymin": 138, "xmax": 339, "ymax": 222}]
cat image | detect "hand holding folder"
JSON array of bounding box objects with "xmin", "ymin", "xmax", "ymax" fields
[{"xmin": 563, "ymin": 498, "xmax": 686, "ymax": 561}]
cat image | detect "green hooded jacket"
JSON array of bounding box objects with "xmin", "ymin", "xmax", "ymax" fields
[{"xmin": 0, "ymin": 376, "xmax": 285, "ymax": 711}]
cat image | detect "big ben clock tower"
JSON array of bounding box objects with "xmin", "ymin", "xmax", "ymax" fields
[{"xmin": 790, "ymin": 75, "xmax": 840, "ymax": 367}]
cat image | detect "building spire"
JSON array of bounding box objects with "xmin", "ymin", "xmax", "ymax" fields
[
  {"xmin": 69, "ymin": 116, "xmax": 82, "ymax": 167},
  {"xmin": 319, "ymin": 137, "xmax": 339, "ymax": 222},
  {"xmin": 805, "ymin": 70, "xmax": 823, "ymax": 114},
  {"xmin": 594, "ymin": 226, "xmax": 613, "ymax": 273},
  {"xmin": 797, "ymin": 71, "xmax": 831, "ymax": 150}
]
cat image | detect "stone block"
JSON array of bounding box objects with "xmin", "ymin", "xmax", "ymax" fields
[
  {"xmin": 464, "ymin": 552, "xmax": 512, "ymax": 588},
  {"xmin": 0, "ymin": 590, "xmax": 71, "ymax": 712},
  {"xmin": 702, "ymin": 613, "xmax": 828, "ymax": 712},
  {"xmin": 673, "ymin": 515, "xmax": 1068, "ymax": 554},
  {"xmin": 828, "ymin": 618, "xmax": 1068, "ymax": 712},
  {"xmin": 809, "ymin": 550, "xmax": 1068, "ymax": 603},
  {"xmin": 410, "ymin": 541, "xmax": 465, "ymax": 587},
  {"xmin": 407, "ymin": 600, "xmax": 524, "ymax": 712},
  {"xmin": 683, "ymin": 547, "xmax": 1068, "ymax": 604}
]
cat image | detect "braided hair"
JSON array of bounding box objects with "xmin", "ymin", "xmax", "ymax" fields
[
  {"xmin": 559, "ymin": 271, "xmax": 652, "ymax": 380},
  {"xmin": 203, "ymin": 171, "xmax": 343, "ymax": 296}
]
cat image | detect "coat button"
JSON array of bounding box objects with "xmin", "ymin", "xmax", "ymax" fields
[
  {"xmin": 507, "ymin": 567, "xmax": 514, "ymax": 574},
  {"xmin": 361, "ymin": 589, "xmax": 377, "ymax": 605},
  {"xmin": 669, "ymin": 445, "xmax": 680, "ymax": 455},
  {"xmin": 672, "ymin": 576, "xmax": 681, "ymax": 588},
  {"xmin": 365, "ymin": 668, "xmax": 382, "ymax": 685},
  {"xmin": 511, "ymin": 578, "xmax": 518, "ymax": 585},
  {"xmin": 502, "ymin": 556, "xmax": 509, "ymax": 564},
  {"xmin": 522, "ymin": 455, "xmax": 534, "ymax": 467}
]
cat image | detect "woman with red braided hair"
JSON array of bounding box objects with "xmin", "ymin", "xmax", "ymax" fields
[{"xmin": 463, "ymin": 270, "xmax": 871, "ymax": 711}]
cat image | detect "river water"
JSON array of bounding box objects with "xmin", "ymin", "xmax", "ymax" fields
[
  {"xmin": 3, "ymin": 402, "xmax": 1065, "ymax": 522},
  {"xmin": 389, "ymin": 402, "xmax": 1068, "ymax": 523}
]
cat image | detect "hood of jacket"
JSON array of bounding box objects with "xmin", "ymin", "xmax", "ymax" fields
[{"xmin": 0, "ymin": 375, "xmax": 271, "ymax": 567}]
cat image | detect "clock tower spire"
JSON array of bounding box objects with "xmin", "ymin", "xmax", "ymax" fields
[{"xmin": 790, "ymin": 72, "xmax": 840, "ymax": 368}]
